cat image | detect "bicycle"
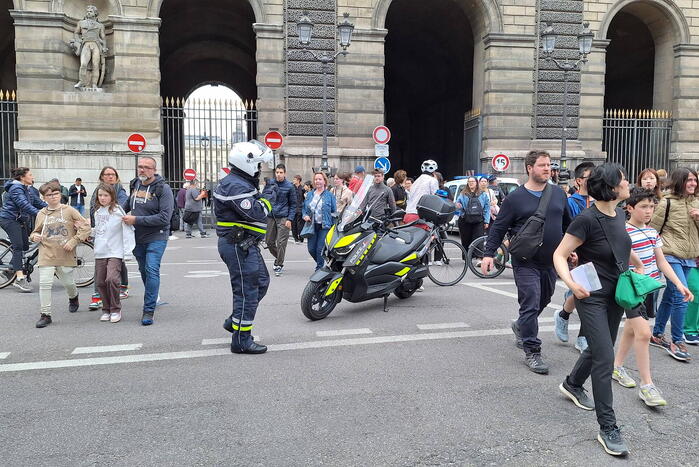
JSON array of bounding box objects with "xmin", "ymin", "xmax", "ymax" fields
[
  {"xmin": 0, "ymin": 239, "xmax": 95, "ymax": 289},
  {"xmin": 425, "ymin": 224, "xmax": 468, "ymax": 286},
  {"xmin": 466, "ymin": 234, "xmax": 510, "ymax": 279}
]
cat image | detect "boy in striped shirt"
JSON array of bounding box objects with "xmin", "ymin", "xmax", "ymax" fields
[{"xmin": 612, "ymin": 188, "xmax": 693, "ymax": 406}]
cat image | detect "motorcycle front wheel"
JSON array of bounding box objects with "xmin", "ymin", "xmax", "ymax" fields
[{"xmin": 301, "ymin": 278, "xmax": 341, "ymax": 321}]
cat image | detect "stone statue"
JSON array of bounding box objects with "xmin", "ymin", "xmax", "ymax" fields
[{"xmin": 69, "ymin": 5, "xmax": 107, "ymax": 90}]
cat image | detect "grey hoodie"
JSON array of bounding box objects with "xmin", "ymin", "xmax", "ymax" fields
[{"xmin": 125, "ymin": 175, "xmax": 174, "ymax": 244}]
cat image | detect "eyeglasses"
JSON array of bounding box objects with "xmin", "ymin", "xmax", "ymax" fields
[
  {"xmin": 102, "ymin": 172, "xmax": 117, "ymax": 177},
  {"xmin": 45, "ymin": 192, "xmax": 61, "ymax": 197}
]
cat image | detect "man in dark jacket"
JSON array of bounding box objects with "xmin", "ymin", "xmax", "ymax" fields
[
  {"xmin": 482, "ymin": 150, "xmax": 572, "ymax": 375},
  {"xmin": 123, "ymin": 156, "xmax": 174, "ymax": 326},
  {"xmin": 68, "ymin": 178, "xmax": 88, "ymax": 216},
  {"xmin": 291, "ymin": 174, "xmax": 305, "ymax": 243},
  {"xmin": 262, "ymin": 163, "xmax": 297, "ymax": 276}
]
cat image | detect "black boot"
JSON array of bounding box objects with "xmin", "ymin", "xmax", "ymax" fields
[
  {"xmin": 68, "ymin": 295, "xmax": 79, "ymax": 313},
  {"xmin": 231, "ymin": 331, "xmax": 267, "ymax": 354},
  {"xmin": 36, "ymin": 314, "xmax": 52, "ymax": 328}
]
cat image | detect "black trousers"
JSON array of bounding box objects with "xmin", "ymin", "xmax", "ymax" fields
[
  {"xmin": 291, "ymin": 212, "xmax": 304, "ymax": 242},
  {"xmin": 0, "ymin": 217, "xmax": 28, "ymax": 272},
  {"xmin": 457, "ymin": 217, "xmax": 483, "ymax": 250},
  {"xmin": 568, "ymin": 290, "xmax": 624, "ymax": 428},
  {"xmin": 512, "ymin": 264, "xmax": 557, "ymax": 353}
]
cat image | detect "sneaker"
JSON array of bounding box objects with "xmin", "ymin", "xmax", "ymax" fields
[
  {"xmin": 559, "ymin": 378, "xmax": 594, "ymax": 411},
  {"xmin": 141, "ymin": 312, "xmax": 154, "ymax": 326},
  {"xmin": 68, "ymin": 295, "xmax": 79, "ymax": 313},
  {"xmin": 416, "ymin": 286, "xmax": 424, "ymax": 292},
  {"xmin": 13, "ymin": 277, "xmax": 32, "ymax": 293},
  {"xmin": 650, "ymin": 333, "xmax": 671, "ymax": 350},
  {"xmin": 598, "ymin": 425, "xmax": 629, "ymax": 457},
  {"xmin": 612, "ymin": 366, "xmax": 637, "ymax": 388},
  {"xmin": 575, "ymin": 336, "xmax": 588, "ymax": 353},
  {"xmin": 119, "ymin": 287, "xmax": 129, "ymax": 300},
  {"xmin": 100, "ymin": 312, "xmax": 110, "ymax": 322},
  {"xmin": 524, "ymin": 352, "xmax": 549, "ymax": 374},
  {"xmin": 639, "ymin": 384, "xmax": 667, "ymax": 407},
  {"xmin": 273, "ymin": 266, "xmax": 282, "ymax": 277},
  {"xmin": 186, "ymin": 234, "xmax": 193, "ymax": 239},
  {"xmin": 89, "ymin": 295, "xmax": 103, "ymax": 310},
  {"xmin": 35, "ymin": 313, "xmax": 52, "ymax": 328},
  {"xmin": 110, "ymin": 312, "xmax": 122, "ymax": 323},
  {"xmin": 554, "ymin": 309, "xmax": 569, "ymax": 343},
  {"xmin": 685, "ymin": 334, "xmax": 699, "ymax": 345},
  {"xmin": 511, "ymin": 320, "xmax": 523, "ymax": 349},
  {"xmin": 666, "ymin": 341, "xmax": 691, "ymax": 361},
  {"xmin": 200, "ymin": 233, "xmax": 209, "ymax": 238}
]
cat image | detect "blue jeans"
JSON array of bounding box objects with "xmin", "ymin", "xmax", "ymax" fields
[
  {"xmin": 654, "ymin": 262, "xmax": 693, "ymax": 343},
  {"xmin": 307, "ymin": 223, "xmax": 328, "ymax": 270},
  {"xmin": 133, "ymin": 240, "xmax": 167, "ymax": 313},
  {"xmin": 74, "ymin": 204, "xmax": 85, "ymax": 216}
]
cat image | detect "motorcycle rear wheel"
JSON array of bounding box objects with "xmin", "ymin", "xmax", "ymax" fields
[{"xmin": 301, "ymin": 278, "xmax": 341, "ymax": 321}]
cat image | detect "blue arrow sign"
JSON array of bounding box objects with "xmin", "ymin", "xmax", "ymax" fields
[{"xmin": 374, "ymin": 157, "xmax": 391, "ymax": 174}]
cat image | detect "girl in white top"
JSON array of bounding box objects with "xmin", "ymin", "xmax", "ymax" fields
[{"xmin": 92, "ymin": 183, "xmax": 135, "ymax": 323}]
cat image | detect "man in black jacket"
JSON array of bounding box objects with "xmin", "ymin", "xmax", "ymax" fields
[
  {"xmin": 482, "ymin": 150, "xmax": 571, "ymax": 374},
  {"xmin": 68, "ymin": 178, "xmax": 88, "ymax": 216},
  {"xmin": 263, "ymin": 164, "xmax": 297, "ymax": 276},
  {"xmin": 291, "ymin": 174, "xmax": 305, "ymax": 243}
]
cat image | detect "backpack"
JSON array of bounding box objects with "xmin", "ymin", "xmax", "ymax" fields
[
  {"xmin": 508, "ymin": 184, "xmax": 553, "ymax": 262},
  {"xmin": 461, "ymin": 194, "xmax": 483, "ymax": 223}
]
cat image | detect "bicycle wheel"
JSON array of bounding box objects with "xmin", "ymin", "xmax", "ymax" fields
[
  {"xmin": 467, "ymin": 235, "xmax": 507, "ymax": 279},
  {"xmin": 73, "ymin": 241, "xmax": 95, "ymax": 287},
  {"xmin": 426, "ymin": 238, "xmax": 468, "ymax": 286},
  {"xmin": 0, "ymin": 239, "xmax": 17, "ymax": 288}
]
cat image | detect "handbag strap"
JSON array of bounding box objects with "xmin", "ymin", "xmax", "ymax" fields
[
  {"xmin": 658, "ymin": 198, "xmax": 671, "ymax": 235},
  {"xmin": 533, "ymin": 183, "xmax": 554, "ymax": 219},
  {"xmin": 594, "ymin": 208, "xmax": 626, "ymax": 273}
]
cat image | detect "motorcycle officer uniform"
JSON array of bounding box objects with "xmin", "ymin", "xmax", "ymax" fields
[{"xmin": 214, "ymin": 141, "xmax": 274, "ymax": 354}]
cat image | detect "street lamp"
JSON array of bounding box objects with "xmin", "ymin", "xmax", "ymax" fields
[
  {"xmin": 292, "ymin": 11, "xmax": 355, "ymax": 172},
  {"xmin": 540, "ymin": 22, "xmax": 594, "ymax": 175}
]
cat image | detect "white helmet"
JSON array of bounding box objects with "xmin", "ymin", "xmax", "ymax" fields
[
  {"xmin": 421, "ymin": 159, "xmax": 438, "ymax": 174},
  {"xmin": 227, "ymin": 140, "xmax": 274, "ymax": 177}
]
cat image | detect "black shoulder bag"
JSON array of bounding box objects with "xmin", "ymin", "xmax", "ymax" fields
[{"xmin": 508, "ymin": 184, "xmax": 553, "ymax": 262}]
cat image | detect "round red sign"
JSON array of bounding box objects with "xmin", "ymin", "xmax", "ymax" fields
[
  {"xmin": 264, "ymin": 131, "xmax": 284, "ymax": 150},
  {"xmin": 127, "ymin": 133, "xmax": 146, "ymax": 153},
  {"xmin": 491, "ymin": 154, "xmax": 510, "ymax": 172},
  {"xmin": 183, "ymin": 168, "xmax": 197, "ymax": 181},
  {"xmin": 373, "ymin": 126, "xmax": 391, "ymax": 145}
]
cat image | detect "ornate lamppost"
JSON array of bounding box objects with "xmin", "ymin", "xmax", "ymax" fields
[
  {"xmin": 540, "ymin": 22, "xmax": 594, "ymax": 174},
  {"xmin": 293, "ymin": 11, "xmax": 355, "ymax": 172}
]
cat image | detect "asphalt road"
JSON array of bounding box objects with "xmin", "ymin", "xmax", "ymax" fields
[{"xmin": 1, "ymin": 234, "xmax": 697, "ymax": 465}]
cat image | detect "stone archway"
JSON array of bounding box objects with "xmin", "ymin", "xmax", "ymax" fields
[
  {"xmin": 381, "ymin": 0, "xmax": 497, "ymax": 177},
  {"xmin": 158, "ymin": 0, "xmax": 257, "ymax": 101},
  {"xmin": 0, "ymin": 0, "xmax": 16, "ymax": 91}
]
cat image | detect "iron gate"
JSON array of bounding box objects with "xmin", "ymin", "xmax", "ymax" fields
[
  {"xmin": 161, "ymin": 97, "xmax": 257, "ymax": 191},
  {"xmin": 1, "ymin": 89, "xmax": 18, "ymax": 182},
  {"xmin": 603, "ymin": 109, "xmax": 672, "ymax": 177},
  {"xmin": 463, "ymin": 109, "xmax": 482, "ymax": 173}
]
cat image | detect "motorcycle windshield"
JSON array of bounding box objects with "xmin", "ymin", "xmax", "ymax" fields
[{"xmin": 338, "ymin": 175, "xmax": 373, "ymax": 232}]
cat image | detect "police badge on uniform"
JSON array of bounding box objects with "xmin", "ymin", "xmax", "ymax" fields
[{"xmin": 241, "ymin": 199, "xmax": 252, "ymax": 210}]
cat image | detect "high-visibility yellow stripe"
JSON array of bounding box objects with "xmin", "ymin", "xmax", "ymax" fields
[
  {"xmin": 325, "ymin": 276, "xmax": 343, "ymax": 296},
  {"xmin": 216, "ymin": 221, "xmax": 266, "ymax": 234},
  {"xmin": 325, "ymin": 225, "xmax": 335, "ymax": 245},
  {"xmin": 334, "ymin": 233, "xmax": 360, "ymax": 248},
  {"xmin": 395, "ymin": 267, "xmax": 411, "ymax": 277},
  {"xmin": 231, "ymin": 323, "xmax": 253, "ymax": 332},
  {"xmin": 400, "ymin": 253, "xmax": 418, "ymax": 263},
  {"xmin": 259, "ymin": 197, "xmax": 272, "ymax": 212}
]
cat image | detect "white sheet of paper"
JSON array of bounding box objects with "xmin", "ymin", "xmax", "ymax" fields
[{"xmin": 570, "ymin": 262, "xmax": 602, "ymax": 292}]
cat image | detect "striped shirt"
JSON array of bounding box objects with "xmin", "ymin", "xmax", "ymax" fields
[{"xmin": 626, "ymin": 223, "xmax": 663, "ymax": 280}]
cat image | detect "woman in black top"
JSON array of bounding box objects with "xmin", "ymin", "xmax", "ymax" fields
[{"xmin": 553, "ymin": 164, "xmax": 644, "ymax": 457}]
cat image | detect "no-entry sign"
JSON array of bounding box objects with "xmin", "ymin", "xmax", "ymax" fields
[
  {"xmin": 491, "ymin": 154, "xmax": 510, "ymax": 172},
  {"xmin": 264, "ymin": 131, "xmax": 283, "ymax": 150},
  {"xmin": 127, "ymin": 133, "xmax": 146, "ymax": 153},
  {"xmin": 183, "ymin": 168, "xmax": 197, "ymax": 181},
  {"xmin": 373, "ymin": 126, "xmax": 391, "ymax": 145}
]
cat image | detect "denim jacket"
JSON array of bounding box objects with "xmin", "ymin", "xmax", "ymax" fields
[{"xmin": 303, "ymin": 189, "xmax": 336, "ymax": 229}]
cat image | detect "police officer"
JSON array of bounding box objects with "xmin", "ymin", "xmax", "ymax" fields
[{"xmin": 214, "ymin": 140, "xmax": 275, "ymax": 354}]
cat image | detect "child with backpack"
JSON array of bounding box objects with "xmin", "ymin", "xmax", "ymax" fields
[
  {"xmin": 29, "ymin": 181, "xmax": 91, "ymax": 328},
  {"xmin": 612, "ymin": 187, "xmax": 693, "ymax": 406},
  {"xmin": 455, "ymin": 176, "xmax": 490, "ymax": 251},
  {"xmin": 92, "ymin": 183, "xmax": 135, "ymax": 323}
]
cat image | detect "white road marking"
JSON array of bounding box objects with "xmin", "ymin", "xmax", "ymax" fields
[
  {"xmin": 71, "ymin": 344, "xmax": 143, "ymax": 355},
  {"xmin": 0, "ymin": 352, "xmax": 10, "ymax": 359},
  {"xmin": 461, "ymin": 281, "xmax": 515, "ymax": 286},
  {"xmin": 0, "ymin": 325, "xmax": 571, "ymax": 373},
  {"xmin": 315, "ymin": 328, "xmax": 373, "ymax": 337},
  {"xmin": 417, "ymin": 322, "xmax": 470, "ymax": 330},
  {"xmin": 463, "ymin": 282, "xmax": 562, "ymax": 310}
]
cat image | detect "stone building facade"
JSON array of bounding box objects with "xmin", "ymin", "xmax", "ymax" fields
[{"xmin": 1, "ymin": 0, "xmax": 698, "ymax": 186}]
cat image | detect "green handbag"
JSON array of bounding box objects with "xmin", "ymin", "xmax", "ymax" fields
[{"xmin": 595, "ymin": 212, "xmax": 665, "ymax": 310}]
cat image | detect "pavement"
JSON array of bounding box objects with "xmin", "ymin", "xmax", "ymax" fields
[{"xmin": 1, "ymin": 233, "xmax": 698, "ymax": 465}]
